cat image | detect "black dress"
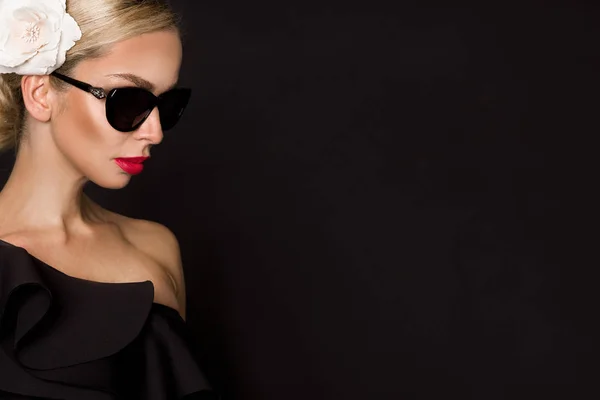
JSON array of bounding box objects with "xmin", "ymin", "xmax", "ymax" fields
[{"xmin": 0, "ymin": 239, "xmax": 217, "ymax": 399}]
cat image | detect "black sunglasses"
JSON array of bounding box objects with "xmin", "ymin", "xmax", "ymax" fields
[{"xmin": 51, "ymin": 72, "xmax": 191, "ymax": 133}]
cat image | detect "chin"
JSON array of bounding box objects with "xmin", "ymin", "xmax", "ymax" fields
[{"xmin": 89, "ymin": 174, "xmax": 133, "ymax": 190}]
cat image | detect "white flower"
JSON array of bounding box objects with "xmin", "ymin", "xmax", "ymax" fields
[{"xmin": 0, "ymin": 0, "xmax": 81, "ymax": 75}]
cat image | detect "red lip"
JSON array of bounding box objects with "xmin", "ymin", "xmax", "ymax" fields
[
  {"xmin": 116, "ymin": 156, "xmax": 149, "ymax": 164},
  {"xmin": 115, "ymin": 157, "xmax": 149, "ymax": 175}
]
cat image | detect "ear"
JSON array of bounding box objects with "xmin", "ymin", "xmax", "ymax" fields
[{"xmin": 21, "ymin": 75, "xmax": 54, "ymax": 123}]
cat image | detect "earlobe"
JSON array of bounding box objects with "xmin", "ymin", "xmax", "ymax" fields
[{"xmin": 21, "ymin": 75, "xmax": 53, "ymax": 123}]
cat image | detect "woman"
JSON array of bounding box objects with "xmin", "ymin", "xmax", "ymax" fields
[{"xmin": 0, "ymin": 0, "xmax": 215, "ymax": 398}]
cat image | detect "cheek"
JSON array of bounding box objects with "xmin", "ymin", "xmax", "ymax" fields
[{"xmin": 53, "ymin": 93, "xmax": 124, "ymax": 159}]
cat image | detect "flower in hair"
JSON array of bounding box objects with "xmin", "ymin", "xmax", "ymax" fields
[{"xmin": 0, "ymin": 0, "xmax": 81, "ymax": 75}]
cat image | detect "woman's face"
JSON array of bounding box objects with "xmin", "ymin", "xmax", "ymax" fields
[{"xmin": 50, "ymin": 29, "xmax": 183, "ymax": 189}]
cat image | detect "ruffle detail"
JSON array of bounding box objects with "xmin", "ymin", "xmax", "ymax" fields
[{"xmin": 0, "ymin": 240, "xmax": 215, "ymax": 399}]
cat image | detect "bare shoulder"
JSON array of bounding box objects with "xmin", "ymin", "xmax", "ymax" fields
[
  {"xmin": 118, "ymin": 216, "xmax": 181, "ymax": 265},
  {"xmin": 107, "ymin": 212, "xmax": 187, "ymax": 318}
]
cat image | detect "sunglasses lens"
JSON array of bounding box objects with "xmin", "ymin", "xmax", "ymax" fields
[
  {"xmin": 106, "ymin": 88, "xmax": 156, "ymax": 132},
  {"xmin": 158, "ymin": 88, "xmax": 192, "ymax": 131}
]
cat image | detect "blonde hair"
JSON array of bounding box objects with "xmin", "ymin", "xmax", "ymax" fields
[{"xmin": 0, "ymin": 0, "xmax": 181, "ymax": 152}]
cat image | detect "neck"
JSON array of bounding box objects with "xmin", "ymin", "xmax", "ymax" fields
[{"xmin": 0, "ymin": 135, "xmax": 94, "ymax": 237}]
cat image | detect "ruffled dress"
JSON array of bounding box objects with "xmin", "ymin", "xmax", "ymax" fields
[{"xmin": 0, "ymin": 239, "xmax": 217, "ymax": 399}]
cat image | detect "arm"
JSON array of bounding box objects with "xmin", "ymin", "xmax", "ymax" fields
[
  {"xmin": 127, "ymin": 218, "xmax": 188, "ymax": 320},
  {"xmin": 157, "ymin": 225, "xmax": 187, "ymax": 320}
]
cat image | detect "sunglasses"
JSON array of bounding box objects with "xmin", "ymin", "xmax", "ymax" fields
[{"xmin": 50, "ymin": 72, "xmax": 191, "ymax": 133}]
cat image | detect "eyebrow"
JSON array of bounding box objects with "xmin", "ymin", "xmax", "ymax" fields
[
  {"xmin": 106, "ymin": 73, "xmax": 154, "ymax": 90},
  {"xmin": 105, "ymin": 73, "xmax": 178, "ymax": 92}
]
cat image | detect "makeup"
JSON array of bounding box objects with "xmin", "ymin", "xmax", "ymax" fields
[{"xmin": 114, "ymin": 157, "xmax": 149, "ymax": 175}]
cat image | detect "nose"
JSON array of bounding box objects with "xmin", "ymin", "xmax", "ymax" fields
[{"xmin": 135, "ymin": 107, "xmax": 164, "ymax": 145}]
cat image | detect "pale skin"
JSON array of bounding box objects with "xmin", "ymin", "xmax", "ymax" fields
[{"xmin": 0, "ymin": 29, "xmax": 188, "ymax": 320}]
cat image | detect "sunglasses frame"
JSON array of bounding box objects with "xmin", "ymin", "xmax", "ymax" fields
[{"xmin": 50, "ymin": 72, "xmax": 191, "ymax": 132}]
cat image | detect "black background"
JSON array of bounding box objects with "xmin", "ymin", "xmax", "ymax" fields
[{"xmin": 2, "ymin": 1, "xmax": 599, "ymax": 399}]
